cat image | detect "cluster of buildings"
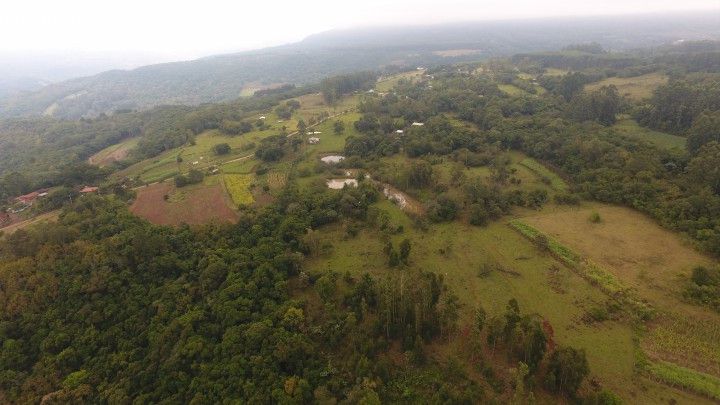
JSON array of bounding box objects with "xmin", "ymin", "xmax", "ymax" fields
[{"xmin": 6, "ymin": 186, "xmax": 99, "ymax": 215}]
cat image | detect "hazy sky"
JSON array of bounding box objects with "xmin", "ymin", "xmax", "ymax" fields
[{"xmin": 2, "ymin": 0, "xmax": 719, "ymax": 59}]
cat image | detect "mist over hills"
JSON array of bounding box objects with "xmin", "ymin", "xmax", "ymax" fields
[{"xmin": 1, "ymin": 11, "xmax": 719, "ymax": 119}]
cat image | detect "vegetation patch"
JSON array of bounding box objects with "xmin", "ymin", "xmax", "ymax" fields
[
  {"xmin": 611, "ymin": 118, "xmax": 686, "ymax": 150},
  {"xmin": 518, "ymin": 158, "xmax": 568, "ymax": 191},
  {"xmin": 585, "ymin": 72, "xmax": 667, "ymax": 100},
  {"xmin": 508, "ymin": 219, "xmax": 652, "ymax": 318},
  {"xmin": 644, "ymin": 360, "xmax": 720, "ymax": 401},
  {"xmin": 223, "ymin": 174, "xmax": 254, "ymax": 206}
]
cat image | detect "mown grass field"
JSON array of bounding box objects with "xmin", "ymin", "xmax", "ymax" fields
[
  {"xmin": 611, "ymin": 118, "xmax": 687, "ymax": 150},
  {"xmin": 223, "ymin": 174, "xmax": 254, "ymax": 206},
  {"xmin": 585, "ymin": 72, "xmax": 668, "ymax": 100}
]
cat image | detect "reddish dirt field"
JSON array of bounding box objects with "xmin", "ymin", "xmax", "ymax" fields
[{"xmin": 130, "ymin": 182, "xmax": 239, "ymax": 226}]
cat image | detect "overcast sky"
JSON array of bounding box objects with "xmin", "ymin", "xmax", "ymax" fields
[{"xmin": 2, "ymin": 0, "xmax": 719, "ymax": 60}]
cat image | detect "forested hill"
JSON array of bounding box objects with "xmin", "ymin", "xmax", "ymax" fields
[{"xmin": 2, "ymin": 12, "xmax": 719, "ymax": 120}]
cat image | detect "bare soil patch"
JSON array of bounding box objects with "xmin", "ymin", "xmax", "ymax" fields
[{"xmin": 130, "ymin": 182, "xmax": 238, "ymax": 226}]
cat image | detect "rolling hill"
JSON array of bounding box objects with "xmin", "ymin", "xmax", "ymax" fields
[{"xmin": 1, "ymin": 11, "xmax": 719, "ymax": 119}]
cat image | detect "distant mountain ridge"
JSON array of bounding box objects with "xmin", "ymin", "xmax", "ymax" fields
[{"xmin": 1, "ymin": 11, "xmax": 719, "ymax": 119}]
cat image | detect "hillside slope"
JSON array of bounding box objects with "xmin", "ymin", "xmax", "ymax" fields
[{"xmin": 2, "ymin": 12, "xmax": 719, "ymax": 119}]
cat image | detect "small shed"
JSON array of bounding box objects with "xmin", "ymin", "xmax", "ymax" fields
[
  {"xmin": 308, "ymin": 137, "xmax": 320, "ymax": 144},
  {"xmin": 395, "ymin": 130, "xmax": 404, "ymax": 134},
  {"xmin": 411, "ymin": 122, "xmax": 425, "ymax": 126}
]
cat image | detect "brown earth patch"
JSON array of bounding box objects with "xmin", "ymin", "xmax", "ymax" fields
[{"xmin": 130, "ymin": 182, "xmax": 238, "ymax": 226}]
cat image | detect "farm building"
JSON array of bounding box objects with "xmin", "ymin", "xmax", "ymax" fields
[
  {"xmin": 312, "ymin": 131, "xmax": 322, "ymax": 134},
  {"xmin": 411, "ymin": 122, "xmax": 424, "ymax": 126},
  {"xmin": 308, "ymin": 137, "xmax": 320, "ymax": 144},
  {"xmin": 80, "ymin": 186, "xmax": 99, "ymax": 194},
  {"xmin": 395, "ymin": 130, "xmax": 404, "ymax": 134}
]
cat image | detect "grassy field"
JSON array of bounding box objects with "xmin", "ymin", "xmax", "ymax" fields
[
  {"xmin": 611, "ymin": 118, "xmax": 686, "ymax": 150},
  {"xmin": 223, "ymin": 174, "xmax": 254, "ymax": 206},
  {"xmin": 302, "ymin": 198, "xmax": 711, "ymax": 402},
  {"xmin": 518, "ymin": 157, "xmax": 568, "ymax": 192},
  {"xmin": 498, "ymin": 84, "xmax": 527, "ymax": 96},
  {"xmin": 130, "ymin": 180, "xmax": 238, "ymax": 226},
  {"xmin": 543, "ymin": 68, "xmax": 568, "ymax": 76},
  {"xmin": 521, "ymin": 204, "xmax": 720, "ymax": 383},
  {"xmin": 376, "ymin": 71, "xmax": 424, "ymax": 92},
  {"xmin": 88, "ymin": 137, "xmax": 139, "ymax": 166},
  {"xmin": 585, "ymin": 72, "xmax": 668, "ymax": 100}
]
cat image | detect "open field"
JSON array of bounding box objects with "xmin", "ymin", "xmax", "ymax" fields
[
  {"xmin": 611, "ymin": 118, "xmax": 686, "ymax": 150},
  {"xmin": 88, "ymin": 137, "xmax": 139, "ymax": 166},
  {"xmin": 130, "ymin": 181, "xmax": 238, "ymax": 226},
  {"xmin": 376, "ymin": 70, "xmax": 424, "ymax": 92},
  {"xmin": 520, "ymin": 204, "xmax": 720, "ymax": 382},
  {"xmin": 543, "ymin": 68, "xmax": 568, "ymax": 76},
  {"xmin": 518, "ymin": 157, "xmax": 568, "ymax": 191},
  {"xmin": 498, "ymin": 84, "xmax": 527, "ymax": 96},
  {"xmin": 303, "ymin": 199, "xmax": 710, "ymax": 403},
  {"xmin": 223, "ymin": 174, "xmax": 254, "ymax": 206},
  {"xmin": 585, "ymin": 72, "xmax": 668, "ymax": 100}
]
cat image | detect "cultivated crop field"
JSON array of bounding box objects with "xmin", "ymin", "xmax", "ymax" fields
[
  {"xmin": 130, "ymin": 181, "xmax": 238, "ymax": 225},
  {"xmin": 223, "ymin": 174, "xmax": 254, "ymax": 206}
]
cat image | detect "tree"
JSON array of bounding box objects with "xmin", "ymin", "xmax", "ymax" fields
[
  {"xmin": 334, "ymin": 120, "xmax": 345, "ymax": 135},
  {"xmin": 687, "ymin": 111, "xmax": 720, "ymax": 154},
  {"xmin": 213, "ymin": 143, "xmax": 231, "ymax": 155},
  {"xmin": 687, "ymin": 141, "xmax": 720, "ymax": 194},
  {"xmin": 545, "ymin": 346, "xmax": 589, "ymax": 396},
  {"xmin": 407, "ymin": 161, "xmax": 433, "ymax": 188},
  {"xmin": 399, "ymin": 239, "xmax": 411, "ymax": 264},
  {"xmin": 475, "ymin": 305, "xmax": 487, "ymax": 333},
  {"xmin": 297, "ymin": 119, "xmax": 307, "ymax": 135}
]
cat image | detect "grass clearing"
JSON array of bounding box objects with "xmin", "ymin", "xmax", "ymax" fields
[
  {"xmin": 223, "ymin": 174, "xmax": 254, "ymax": 206},
  {"xmin": 303, "ymin": 200, "xmax": 677, "ymax": 401},
  {"xmin": 585, "ymin": 72, "xmax": 668, "ymax": 100},
  {"xmin": 520, "ymin": 204, "xmax": 720, "ymax": 383},
  {"xmin": 376, "ymin": 71, "xmax": 424, "ymax": 92},
  {"xmin": 88, "ymin": 137, "xmax": 139, "ymax": 166},
  {"xmin": 611, "ymin": 118, "xmax": 686, "ymax": 150},
  {"xmin": 518, "ymin": 158, "xmax": 568, "ymax": 192},
  {"xmin": 498, "ymin": 84, "xmax": 527, "ymax": 96}
]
